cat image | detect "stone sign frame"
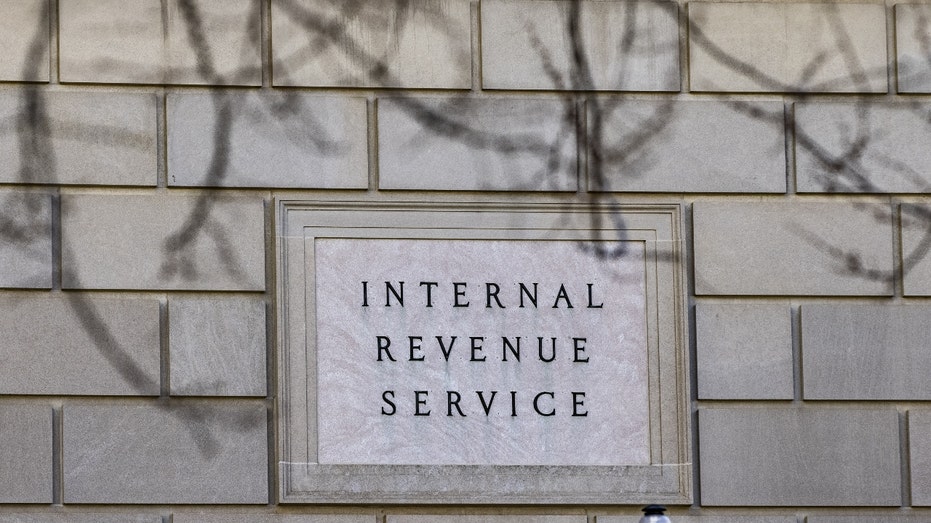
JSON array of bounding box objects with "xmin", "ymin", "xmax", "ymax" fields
[{"xmin": 277, "ymin": 200, "xmax": 691, "ymax": 504}]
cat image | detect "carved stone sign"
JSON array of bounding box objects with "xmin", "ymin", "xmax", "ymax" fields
[{"xmin": 277, "ymin": 200, "xmax": 690, "ymax": 504}]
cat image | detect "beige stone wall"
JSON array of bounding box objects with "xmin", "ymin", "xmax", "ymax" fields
[{"xmin": 1, "ymin": 0, "xmax": 930, "ymax": 520}]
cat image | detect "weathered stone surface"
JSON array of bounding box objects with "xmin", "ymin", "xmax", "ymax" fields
[
  {"xmin": 592, "ymin": 101, "xmax": 785, "ymax": 193},
  {"xmin": 796, "ymin": 103, "xmax": 931, "ymax": 193},
  {"xmin": 170, "ymin": 297, "xmax": 266, "ymax": 397},
  {"xmin": 0, "ymin": 192, "xmax": 51, "ymax": 289},
  {"xmin": 699, "ymin": 408, "xmax": 900, "ymax": 506},
  {"xmin": 0, "ymin": 296, "xmax": 159, "ymax": 395},
  {"xmin": 0, "ymin": 405, "xmax": 52, "ymax": 503},
  {"xmin": 598, "ymin": 517, "xmax": 796, "ymax": 523},
  {"xmin": 482, "ymin": 0, "xmax": 679, "ymax": 91},
  {"xmin": 168, "ymin": 92, "xmax": 367, "ymax": 188},
  {"xmin": 61, "ymin": 193, "xmax": 265, "ymax": 291},
  {"xmin": 693, "ymin": 201, "xmax": 894, "ymax": 296},
  {"xmin": 901, "ymin": 204, "xmax": 931, "ymax": 296},
  {"xmin": 809, "ymin": 518, "xmax": 931, "ymax": 523},
  {"xmin": 272, "ymin": 0, "xmax": 470, "ymax": 88},
  {"xmin": 689, "ymin": 3, "xmax": 887, "ymax": 92},
  {"xmin": 390, "ymin": 518, "xmax": 585, "ymax": 523},
  {"xmin": 896, "ymin": 4, "xmax": 931, "ymax": 93},
  {"xmin": 0, "ymin": 0, "xmax": 49, "ymax": 82},
  {"xmin": 803, "ymin": 304, "xmax": 931, "ymax": 400},
  {"xmin": 910, "ymin": 410, "xmax": 931, "ymax": 505},
  {"xmin": 174, "ymin": 516, "xmax": 373, "ymax": 523},
  {"xmin": 59, "ymin": 0, "xmax": 260, "ymax": 85},
  {"xmin": 64, "ymin": 403, "xmax": 268, "ymax": 504},
  {"xmin": 696, "ymin": 302, "xmax": 792, "ymax": 400},
  {"xmin": 0, "ymin": 91, "xmax": 157, "ymax": 186},
  {"xmin": 0, "ymin": 516, "xmax": 159, "ymax": 523},
  {"xmin": 378, "ymin": 97, "xmax": 577, "ymax": 191}
]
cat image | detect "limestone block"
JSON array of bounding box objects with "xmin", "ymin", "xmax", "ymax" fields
[
  {"xmin": 810, "ymin": 518, "xmax": 931, "ymax": 523},
  {"xmin": 174, "ymin": 516, "xmax": 375, "ymax": 523},
  {"xmin": 378, "ymin": 97, "xmax": 577, "ymax": 191},
  {"xmin": 591, "ymin": 101, "xmax": 785, "ymax": 193},
  {"xmin": 696, "ymin": 302, "xmax": 792, "ymax": 400},
  {"xmin": 896, "ymin": 5, "xmax": 931, "ymax": 93},
  {"xmin": 0, "ymin": 405, "xmax": 52, "ymax": 503},
  {"xmin": 272, "ymin": 0, "xmax": 470, "ymax": 88},
  {"xmin": 0, "ymin": 91, "xmax": 157, "ymax": 186},
  {"xmin": 169, "ymin": 297, "xmax": 266, "ymax": 396},
  {"xmin": 796, "ymin": 103, "xmax": 931, "ymax": 193},
  {"xmin": 910, "ymin": 410, "xmax": 931, "ymax": 505},
  {"xmin": 482, "ymin": 0, "xmax": 679, "ymax": 91},
  {"xmin": 0, "ymin": 191, "xmax": 51, "ymax": 289},
  {"xmin": 901, "ymin": 204, "xmax": 931, "ymax": 296},
  {"xmin": 61, "ymin": 193, "xmax": 265, "ymax": 291},
  {"xmin": 693, "ymin": 201, "xmax": 894, "ymax": 296},
  {"xmin": 0, "ymin": 296, "xmax": 159, "ymax": 395},
  {"xmin": 803, "ymin": 304, "xmax": 931, "ymax": 400},
  {"xmin": 168, "ymin": 92, "xmax": 367, "ymax": 188},
  {"xmin": 389, "ymin": 518, "xmax": 585, "ymax": 523},
  {"xmin": 699, "ymin": 408, "xmax": 900, "ymax": 506},
  {"xmin": 689, "ymin": 3, "xmax": 887, "ymax": 92},
  {"xmin": 59, "ymin": 0, "xmax": 260, "ymax": 85},
  {"xmin": 63, "ymin": 402, "xmax": 268, "ymax": 504},
  {"xmin": 597, "ymin": 518, "xmax": 796, "ymax": 523},
  {"xmin": 0, "ymin": 0, "xmax": 49, "ymax": 82},
  {"xmin": 0, "ymin": 517, "xmax": 159, "ymax": 523}
]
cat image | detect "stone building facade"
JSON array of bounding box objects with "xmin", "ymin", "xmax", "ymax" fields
[{"xmin": 1, "ymin": 0, "xmax": 930, "ymax": 521}]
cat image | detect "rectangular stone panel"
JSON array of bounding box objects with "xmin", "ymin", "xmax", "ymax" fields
[
  {"xmin": 0, "ymin": 91, "xmax": 157, "ymax": 186},
  {"xmin": 168, "ymin": 92, "xmax": 367, "ymax": 188},
  {"xmin": 699, "ymin": 408, "xmax": 900, "ymax": 506},
  {"xmin": 0, "ymin": 517, "xmax": 159, "ymax": 523},
  {"xmin": 693, "ymin": 201, "xmax": 894, "ymax": 296},
  {"xmin": 0, "ymin": 405, "xmax": 52, "ymax": 503},
  {"xmin": 803, "ymin": 304, "xmax": 931, "ymax": 400},
  {"xmin": 59, "ymin": 0, "xmax": 260, "ymax": 85},
  {"xmin": 810, "ymin": 518, "xmax": 931, "ymax": 523},
  {"xmin": 278, "ymin": 201, "xmax": 690, "ymax": 504},
  {"xmin": 896, "ymin": 4, "xmax": 931, "ymax": 93},
  {"xmin": 378, "ymin": 97, "xmax": 577, "ymax": 191},
  {"xmin": 0, "ymin": 296, "xmax": 159, "ymax": 395},
  {"xmin": 169, "ymin": 296, "xmax": 267, "ymax": 397},
  {"xmin": 910, "ymin": 410, "xmax": 931, "ymax": 505},
  {"xmin": 0, "ymin": 192, "xmax": 51, "ymax": 288},
  {"xmin": 63, "ymin": 402, "xmax": 268, "ymax": 504},
  {"xmin": 174, "ymin": 516, "xmax": 374, "ymax": 523},
  {"xmin": 796, "ymin": 103, "xmax": 931, "ymax": 193},
  {"xmin": 0, "ymin": 0, "xmax": 49, "ymax": 82},
  {"xmin": 591, "ymin": 101, "xmax": 785, "ymax": 193},
  {"xmin": 389, "ymin": 518, "xmax": 585, "ymax": 523},
  {"xmin": 901, "ymin": 204, "xmax": 931, "ymax": 296},
  {"xmin": 696, "ymin": 302, "xmax": 792, "ymax": 400},
  {"xmin": 689, "ymin": 3, "xmax": 887, "ymax": 93},
  {"xmin": 482, "ymin": 0, "xmax": 679, "ymax": 91},
  {"xmin": 598, "ymin": 518, "xmax": 796, "ymax": 523},
  {"xmin": 61, "ymin": 193, "xmax": 265, "ymax": 291},
  {"xmin": 272, "ymin": 0, "xmax": 471, "ymax": 88}
]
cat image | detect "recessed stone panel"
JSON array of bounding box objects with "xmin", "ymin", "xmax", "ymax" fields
[
  {"xmin": 390, "ymin": 518, "xmax": 585, "ymax": 523},
  {"xmin": 0, "ymin": 516, "xmax": 160, "ymax": 523},
  {"xmin": 277, "ymin": 201, "xmax": 689, "ymax": 504},
  {"xmin": 272, "ymin": 0, "xmax": 471, "ymax": 88},
  {"xmin": 597, "ymin": 518, "xmax": 796, "ymax": 523},
  {"xmin": 901, "ymin": 204, "xmax": 931, "ymax": 296},
  {"xmin": 910, "ymin": 409, "xmax": 931, "ymax": 506},
  {"xmin": 174, "ymin": 515, "xmax": 374, "ymax": 523},
  {"xmin": 689, "ymin": 2, "xmax": 887, "ymax": 92},
  {"xmin": 0, "ymin": 192, "xmax": 52, "ymax": 289},
  {"xmin": 482, "ymin": 0, "xmax": 679, "ymax": 91},
  {"xmin": 896, "ymin": 4, "xmax": 931, "ymax": 93}
]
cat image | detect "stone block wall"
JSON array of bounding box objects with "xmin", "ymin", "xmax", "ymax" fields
[{"xmin": 1, "ymin": 0, "xmax": 930, "ymax": 521}]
